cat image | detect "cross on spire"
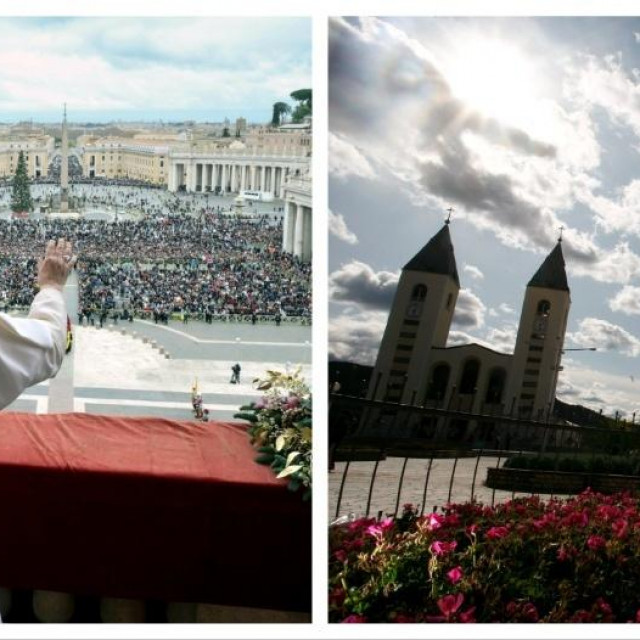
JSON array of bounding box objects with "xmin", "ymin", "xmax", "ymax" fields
[
  {"xmin": 445, "ymin": 207, "xmax": 454, "ymax": 225},
  {"xmin": 558, "ymin": 225, "xmax": 564, "ymax": 242}
]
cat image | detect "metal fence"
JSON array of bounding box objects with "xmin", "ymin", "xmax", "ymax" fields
[{"xmin": 329, "ymin": 394, "xmax": 640, "ymax": 520}]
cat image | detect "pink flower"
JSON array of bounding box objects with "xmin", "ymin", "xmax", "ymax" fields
[
  {"xmin": 557, "ymin": 546, "xmax": 569, "ymax": 562},
  {"xmin": 426, "ymin": 512, "xmax": 444, "ymax": 531},
  {"xmin": 334, "ymin": 550, "xmax": 347, "ymax": 563},
  {"xmin": 635, "ymin": 609, "xmax": 640, "ymax": 623},
  {"xmin": 459, "ymin": 606, "xmax": 476, "ymax": 623},
  {"xmin": 486, "ymin": 526, "xmax": 509, "ymax": 540},
  {"xmin": 366, "ymin": 517, "xmax": 394, "ymax": 538},
  {"xmin": 523, "ymin": 603, "xmax": 539, "ymax": 622},
  {"xmin": 392, "ymin": 613, "xmax": 415, "ymax": 623},
  {"xmin": 284, "ymin": 395, "xmax": 300, "ymax": 409},
  {"xmin": 342, "ymin": 614, "xmax": 367, "ymax": 623},
  {"xmin": 586, "ymin": 535, "xmax": 606, "ymax": 551},
  {"xmin": 446, "ymin": 566, "xmax": 463, "ymax": 584},
  {"xmin": 612, "ymin": 518, "xmax": 629, "ymax": 539},
  {"xmin": 430, "ymin": 540, "xmax": 457, "ymax": 556},
  {"xmin": 437, "ymin": 593, "xmax": 464, "ymax": 618}
]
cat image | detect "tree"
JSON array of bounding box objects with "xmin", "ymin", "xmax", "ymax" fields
[
  {"xmin": 11, "ymin": 151, "xmax": 32, "ymax": 214},
  {"xmin": 222, "ymin": 127, "xmax": 231, "ymax": 138},
  {"xmin": 271, "ymin": 102, "xmax": 291, "ymax": 127},
  {"xmin": 290, "ymin": 88, "xmax": 312, "ymax": 123}
]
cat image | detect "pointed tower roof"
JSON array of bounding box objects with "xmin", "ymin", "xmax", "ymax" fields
[
  {"xmin": 528, "ymin": 242, "xmax": 569, "ymax": 292},
  {"xmin": 403, "ymin": 223, "xmax": 460, "ymax": 286}
]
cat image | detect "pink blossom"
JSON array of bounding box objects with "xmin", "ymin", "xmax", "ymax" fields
[
  {"xmin": 342, "ymin": 614, "xmax": 367, "ymax": 623},
  {"xmin": 486, "ymin": 526, "xmax": 509, "ymax": 540},
  {"xmin": 426, "ymin": 512, "xmax": 444, "ymax": 531},
  {"xmin": 612, "ymin": 518, "xmax": 629, "ymax": 539},
  {"xmin": 284, "ymin": 395, "xmax": 300, "ymax": 409},
  {"xmin": 334, "ymin": 550, "xmax": 347, "ymax": 563},
  {"xmin": 430, "ymin": 540, "xmax": 457, "ymax": 556},
  {"xmin": 446, "ymin": 566, "xmax": 463, "ymax": 584},
  {"xmin": 557, "ymin": 546, "xmax": 569, "ymax": 562},
  {"xmin": 586, "ymin": 535, "xmax": 606, "ymax": 551},
  {"xmin": 522, "ymin": 603, "xmax": 539, "ymax": 622},
  {"xmin": 365, "ymin": 517, "xmax": 394, "ymax": 538},
  {"xmin": 437, "ymin": 593, "xmax": 464, "ymax": 618},
  {"xmin": 459, "ymin": 606, "xmax": 476, "ymax": 623},
  {"xmin": 393, "ymin": 613, "xmax": 415, "ymax": 623}
]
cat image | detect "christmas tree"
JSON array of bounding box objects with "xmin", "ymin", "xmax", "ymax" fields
[{"xmin": 11, "ymin": 151, "xmax": 33, "ymax": 213}]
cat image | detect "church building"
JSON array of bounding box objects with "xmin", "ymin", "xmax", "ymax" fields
[{"xmin": 367, "ymin": 219, "xmax": 571, "ymax": 433}]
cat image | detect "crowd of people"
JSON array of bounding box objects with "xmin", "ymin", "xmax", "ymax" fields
[{"xmin": 0, "ymin": 211, "xmax": 311, "ymax": 322}]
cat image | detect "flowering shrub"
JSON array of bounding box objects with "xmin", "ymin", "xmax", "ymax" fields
[
  {"xmin": 235, "ymin": 368, "xmax": 311, "ymax": 500},
  {"xmin": 329, "ymin": 490, "xmax": 640, "ymax": 622}
]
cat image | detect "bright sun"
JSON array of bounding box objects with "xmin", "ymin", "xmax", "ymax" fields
[{"xmin": 444, "ymin": 37, "xmax": 541, "ymax": 130}]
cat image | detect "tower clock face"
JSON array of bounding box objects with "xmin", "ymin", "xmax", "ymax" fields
[{"xmin": 406, "ymin": 301, "xmax": 423, "ymax": 319}]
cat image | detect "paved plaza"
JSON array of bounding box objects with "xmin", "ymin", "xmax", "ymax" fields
[
  {"xmin": 5, "ymin": 273, "xmax": 311, "ymax": 422},
  {"xmin": 329, "ymin": 456, "xmax": 560, "ymax": 521}
]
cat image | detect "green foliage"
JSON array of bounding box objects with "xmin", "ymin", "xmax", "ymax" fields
[
  {"xmin": 271, "ymin": 102, "xmax": 292, "ymax": 127},
  {"xmin": 11, "ymin": 151, "xmax": 32, "ymax": 213},
  {"xmin": 290, "ymin": 88, "xmax": 312, "ymax": 123},
  {"xmin": 505, "ymin": 453, "xmax": 640, "ymax": 476},
  {"xmin": 222, "ymin": 127, "xmax": 231, "ymax": 138},
  {"xmin": 235, "ymin": 368, "xmax": 312, "ymax": 500}
]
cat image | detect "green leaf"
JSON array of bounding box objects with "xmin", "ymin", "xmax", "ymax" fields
[
  {"xmin": 286, "ymin": 451, "xmax": 300, "ymax": 467},
  {"xmin": 276, "ymin": 464, "xmax": 302, "ymax": 479}
]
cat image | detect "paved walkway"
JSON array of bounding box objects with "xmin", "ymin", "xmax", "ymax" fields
[{"xmin": 329, "ymin": 456, "xmax": 552, "ymax": 521}]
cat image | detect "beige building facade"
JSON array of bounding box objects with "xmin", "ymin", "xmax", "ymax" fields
[
  {"xmin": 367, "ymin": 223, "xmax": 571, "ymax": 437},
  {"xmin": 281, "ymin": 170, "xmax": 312, "ymax": 262},
  {"xmin": 0, "ymin": 134, "xmax": 55, "ymax": 179}
]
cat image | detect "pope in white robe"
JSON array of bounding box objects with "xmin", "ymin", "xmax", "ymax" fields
[{"xmin": 0, "ymin": 239, "xmax": 74, "ymax": 410}]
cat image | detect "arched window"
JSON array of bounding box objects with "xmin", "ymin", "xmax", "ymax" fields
[
  {"xmin": 459, "ymin": 359, "xmax": 480, "ymax": 395},
  {"xmin": 425, "ymin": 363, "xmax": 450, "ymax": 402},
  {"xmin": 485, "ymin": 367, "xmax": 507, "ymax": 404},
  {"xmin": 411, "ymin": 284, "xmax": 427, "ymax": 301},
  {"xmin": 537, "ymin": 300, "xmax": 551, "ymax": 316}
]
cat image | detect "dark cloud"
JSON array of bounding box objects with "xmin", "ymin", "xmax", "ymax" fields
[{"xmin": 329, "ymin": 261, "xmax": 399, "ymax": 310}]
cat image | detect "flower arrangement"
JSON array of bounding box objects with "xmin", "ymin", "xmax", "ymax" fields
[
  {"xmin": 329, "ymin": 490, "xmax": 640, "ymax": 623},
  {"xmin": 236, "ymin": 368, "xmax": 312, "ymax": 501}
]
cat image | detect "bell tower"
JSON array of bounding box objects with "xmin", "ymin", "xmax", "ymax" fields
[
  {"xmin": 507, "ymin": 240, "xmax": 571, "ymax": 419},
  {"xmin": 368, "ymin": 218, "xmax": 460, "ymax": 405}
]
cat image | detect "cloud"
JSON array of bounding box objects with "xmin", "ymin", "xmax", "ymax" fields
[
  {"xmin": 329, "ymin": 132, "xmax": 375, "ymax": 181},
  {"xmin": 569, "ymin": 317, "xmax": 640, "ymax": 357},
  {"xmin": 329, "ymin": 261, "xmax": 399, "ymax": 310},
  {"xmin": 329, "ymin": 309, "xmax": 388, "ymax": 365},
  {"xmin": 452, "ymin": 288, "xmax": 486, "ymax": 329},
  {"xmin": 329, "ymin": 209, "xmax": 358, "ymax": 245},
  {"xmin": 0, "ymin": 18, "xmax": 311, "ymax": 117},
  {"xmin": 609, "ymin": 285, "xmax": 640, "ymax": 315},
  {"xmin": 328, "ymin": 17, "xmax": 620, "ymax": 272},
  {"xmin": 463, "ymin": 264, "xmax": 484, "ymax": 280},
  {"xmin": 565, "ymin": 52, "xmax": 640, "ymax": 140}
]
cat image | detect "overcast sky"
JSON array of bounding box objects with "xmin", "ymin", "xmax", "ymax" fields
[
  {"xmin": 329, "ymin": 17, "xmax": 640, "ymax": 417},
  {"xmin": 0, "ymin": 17, "xmax": 310, "ymax": 123}
]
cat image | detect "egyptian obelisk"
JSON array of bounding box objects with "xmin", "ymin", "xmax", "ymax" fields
[{"xmin": 60, "ymin": 103, "xmax": 68, "ymax": 213}]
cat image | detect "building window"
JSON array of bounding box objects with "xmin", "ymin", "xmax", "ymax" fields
[
  {"xmin": 485, "ymin": 367, "xmax": 507, "ymax": 404},
  {"xmin": 411, "ymin": 284, "xmax": 427, "ymax": 301},
  {"xmin": 459, "ymin": 359, "xmax": 480, "ymax": 395},
  {"xmin": 425, "ymin": 363, "xmax": 451, "ymax": 402}
]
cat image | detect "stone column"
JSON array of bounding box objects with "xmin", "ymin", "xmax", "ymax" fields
[
  {"xmin": 294, "ymin": 204, "xmax": 304, "ymax": 257},
  {"xmin": 250, "ymin": 165, "xmax": 256, "ymax": 191},
  {"xmin": 221, "ymin": 164, "xmax": 227, "ymax": 193},
  {"xmin": 261, "ymin": 166, "xmax": 267, "ymax": 192},
  {"xmin": 60, "ymin": 104, "xmax": 69, "ymax": 212},
  {"xmin": 302, "ymin": 207, "xmax": 312, "ymax": 261},
  {"xmin": 231, "ymin": 165, "xmax": 237, "ymax": 193}
]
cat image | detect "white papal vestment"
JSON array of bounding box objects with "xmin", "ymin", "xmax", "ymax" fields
[{"xmin": 0, "ymin": 287, "xmax": 66, "ymax": 410}]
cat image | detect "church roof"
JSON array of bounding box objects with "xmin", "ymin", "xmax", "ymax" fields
[
  {"xmin": 403, "ymin": 224, "xmax": 460, "ymax": 286},
  {"xmin": 528, "ymin": 242, "xmax": 569, "ymax": 292}
]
